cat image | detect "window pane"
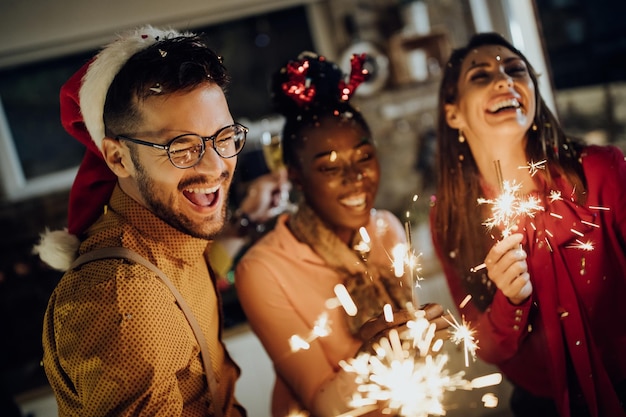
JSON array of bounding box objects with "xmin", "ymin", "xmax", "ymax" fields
[{"xmin": 0, "ymin": 52, "xmax": 91, "ymax": 180}]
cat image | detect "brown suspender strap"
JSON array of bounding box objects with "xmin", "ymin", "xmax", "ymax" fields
[{"xmin": 70, "ymin": 247, "xmax": 224, "ymax": 417}]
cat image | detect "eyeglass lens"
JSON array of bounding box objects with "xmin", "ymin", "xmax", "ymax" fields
[{"xmin": 168, "ymin": 125, "xmax": 246, "ymax": 168}]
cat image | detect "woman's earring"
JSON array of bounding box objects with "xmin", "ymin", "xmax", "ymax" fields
[{"xmin": 458, "ymin": 130, "xmax": 465, "ymax": 143}]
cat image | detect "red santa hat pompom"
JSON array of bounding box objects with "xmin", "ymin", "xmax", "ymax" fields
[{"xmin": 33, "ymin": 25, "xmax": 195, "ymax": 271}]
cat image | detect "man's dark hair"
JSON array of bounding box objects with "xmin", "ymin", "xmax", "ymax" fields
[{"xmin": 104, "ymin": 34, "xmax": 230, "ymax": 137}]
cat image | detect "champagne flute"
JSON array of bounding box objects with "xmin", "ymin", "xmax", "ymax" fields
[
  {"xmin": 261, "ymin": 131, "xmax": 295, "ymax": 213},
  {"xmin": 261, "ymin": 131, "xmax": 285, "ymax": 173}
]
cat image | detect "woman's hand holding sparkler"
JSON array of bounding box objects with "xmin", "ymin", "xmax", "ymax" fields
[
  {"xmin": 356, "ymin": 303, "xmax": 451, "ymax": 355},
  {"xmin": 422, "ymin": 303, "xmax": 453, "ymax": 339},
  {"xmin": 483, "ymin": 233, "xmax": 533, "ymax": 305}
]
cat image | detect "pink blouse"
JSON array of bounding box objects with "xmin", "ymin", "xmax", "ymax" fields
[{"xmin": 235, "ymin": 209, "xmax": 406, "ymax": 416}]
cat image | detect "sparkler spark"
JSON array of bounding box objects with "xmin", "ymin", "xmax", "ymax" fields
[
  {"xmin": 548, "ymin": 190, "xmax": 562, "ymax": 202},
  {"xmin": 459, "ymin": 295, "xmax": 472, "ymax": 309},
  {"xmin": 289, "ymin": 312, "xmax": 332, "ymax": 352},
  {"xmin": 391, "ymin": 219, "xmax": 422, "ymax": 311},
  {"xmin": 518, "ymin": 159, "xmax": 547, "ymax": 177},
  {"xmin": 477, "ymin": 180, "xmax": 544, "ymax": 238},
  {"xmin": 340, "ymin": 312, "xmax": 497, "ymax": 417},
  {"xmin": 289, "ymin": 335, "xmax": 310, "ymax": 352},
  {"xmin": 312, "ymin": 312, "xmax": 332, "ymax": 337},
  {"xmin": 481, "ymin": 392, "xmax": 499, "ymax": 408},
  {"xmin": 567, "ymin": 239, "xmax": 594, "ymax": 251},
  {"xmin": 444, "ymin": 312, "xmax": 478, "ymax": 367},
  {"xmin": 471, "ymin": 161, "xmax": 543, "ymax": 275},
  {"xmin": 340, "ymin": 329, "xmax": 469, "ymax": 417},
  {"xmin": 335, "ymin": 284, "xmax": 358, "ymax": 317},
  {"xmin": 354, "ymin": 227, "xmax": 372, "ymax": 255},
  {"xmin": 403, "ymin": 215, "xmax": 423, "ymax": 297},
  {"xmin": 391, "ymin": 243, "xmax": 422, "ymax": 283}
]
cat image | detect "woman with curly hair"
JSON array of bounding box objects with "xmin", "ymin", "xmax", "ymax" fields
[{"xmin": 236, "ymin": 52, "xmax": 446, "ymax": 416}]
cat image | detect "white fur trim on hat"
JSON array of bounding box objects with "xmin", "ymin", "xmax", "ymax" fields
[
  {"xmin": 79, "ymin": 25, "xmax": 195, "ymax": 151},
  {"xmin": 32, "ymin": 228, "xmax": 81, "ymax": 271}
]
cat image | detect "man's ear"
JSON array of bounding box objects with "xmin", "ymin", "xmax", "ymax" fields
[
  {"xmin": 101, "ymin": 137, "xmax": 132, "ymax": 178},
  {"xmin": 444, "ymin": 103, "xmax": 463, "ymax": 130}
]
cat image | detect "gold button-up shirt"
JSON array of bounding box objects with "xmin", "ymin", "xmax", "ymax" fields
[{"xmin": 43, "ymin": 185, "xmax": 242, "ymax": 416}]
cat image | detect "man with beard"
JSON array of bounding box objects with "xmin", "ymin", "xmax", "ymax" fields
[{"xmin": 34, "ymin": 26, "xmax": 247, "ymax": 416}]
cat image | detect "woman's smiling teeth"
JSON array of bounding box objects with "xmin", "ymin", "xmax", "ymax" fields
[
  {"xmin": 489, "ymin": 97, "xmax": 521, "ymax": 113},
  {"xmin": 340, "ymin": 193, "xmax": 366, "ymax": 208}
]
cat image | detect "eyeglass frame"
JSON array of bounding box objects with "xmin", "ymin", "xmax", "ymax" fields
[{"xmin": 115, "ymin": 122, "xmax": 248, "ymax": 169}]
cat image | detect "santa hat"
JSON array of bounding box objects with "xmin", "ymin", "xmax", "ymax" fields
[{"xmin": 33, "ymin": 25, "xmax": 195, "ymax": 271}]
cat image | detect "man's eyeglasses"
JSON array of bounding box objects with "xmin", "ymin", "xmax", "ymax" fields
[{"xmin": 116, "ymin": 123, "xmax": 247, "ymax": 169}]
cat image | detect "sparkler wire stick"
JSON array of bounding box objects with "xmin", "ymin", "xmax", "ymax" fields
[
  {"xmin": 470, "ymin": 160, "xmax": 505, "ymax": 273},
  {"xmin": 494, "ymin": 160, "xmax": 504, "ymax": 192},
  {"xmin": 404, "ymin": 218, "xmax": 418, "ymax": 307}
]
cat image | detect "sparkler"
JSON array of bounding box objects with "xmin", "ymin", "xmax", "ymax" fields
[
  {"xmin": 518, "ymin": 159, "xmax": 546, "ymax": 177},
  {"xmin": 444, "ymin": 311, "xmax": 478, "ymax": 367},
  {"xmin": 354, "ymin": 227, "xmax": 372, "ymax": 257},
  {"xmin": 291, "ymin": 288, "xmax": 497, "ymax": 415},
  {"xmin": 481, "ymin": 160, "xmax": 544, "ymax": 237},
  {"xmin": 470, "ymin": 263, "xmax": 486, "ymax": 273},
  {"xmin": 289, "ymin": 312, "xmax": 332, "ymax": 352},
  {"xmin": 471, "ymin": 160, "xmax": 543, "ymax": 272},
  {"xmin": 548, "ymin": 190, "xmax": 562, "ymax": 202},
  {"xmin": 340, "ymin": 328, "xmax": 467, "ymax": 417},
  {"xmin": 391, "ymin": 239, "xmax": 422, "ymax": 309},
  {"xmin": 405, "ymin": 218, "xmax": 415, "ymax": 290},
  {"xmin": 391, "ymin": 195, "xmax": 425, "ymax": 308},
  {"xmin": 567, "ymin": 239, "xmax": 594, "ymax": 251},
  {"xmin": 477, "ymin": 179, "xmax": 543, "ymax": 238},
  {"xmin": 404, "ymin": 211, "xmax": 422, "ymax": 296},
  {"xmin": 340, "ymin": 313, "xmax": 501, "ymax": 417}
]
